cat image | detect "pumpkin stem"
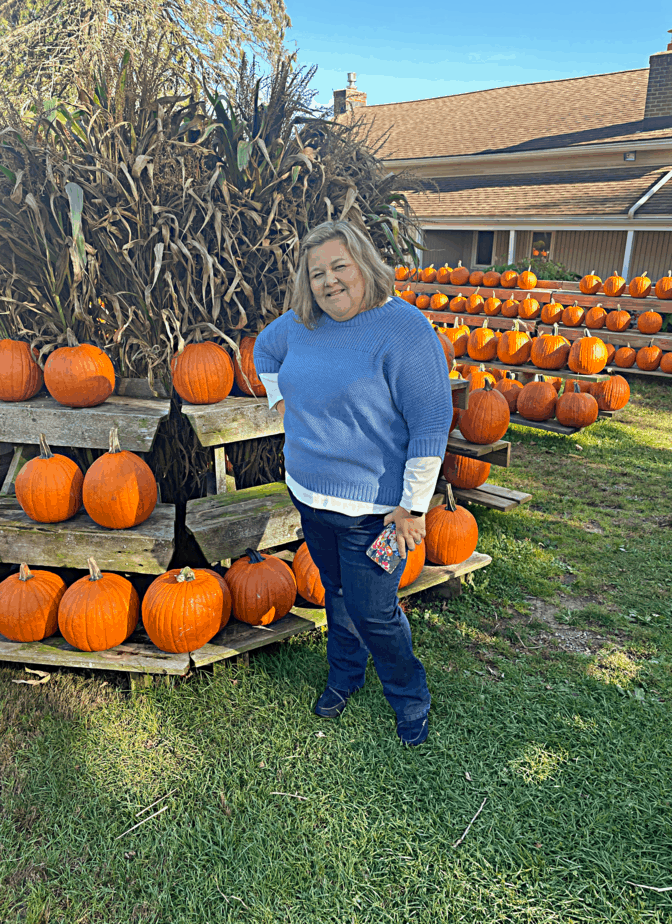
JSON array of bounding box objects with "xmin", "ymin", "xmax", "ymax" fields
[
  {"xmin": 108, "ymin": 428, "xmax": 122, "ymax": 454},
  {"xmin": 552, "ymin": 323, "xmax": 559, "ymax": 336},
  {"xmin": 643, "ymin": 270, "xmax": 648, "ymax": 276},
  {"xmin": 38, "ymin": 433, "xmax": 53, "ymax": 459},
  {"xmin": 244, "ymin": 548, "xmax": 266, "ymax": 564},
  {"xmin": 483, "ymin": 379, "xmax": 494, "ymax": 391},
  {"xmin": 87, "ymin": 558, "xmax": 103, "ymax": 581},
  {"xmin": 66, "ymin": 328, "xmax": 79, "ymax": 348},
  {"xmin": 18, "ymin": 562, "xmax": 33, "ymax": 582},
  {"xmin": 482, "ymin": 318, "xmax": 489, "ymax": 329},
  {"xmin": 175, "ymin": 566, "xmax": 197, "ymax": 583},
  {"xmin": 443, "ymin": 482, "xmax": 457, "ymax": 513}
]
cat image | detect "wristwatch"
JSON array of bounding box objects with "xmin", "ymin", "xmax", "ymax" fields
[{"xmin": 410, "ymin": 510, "xmax": 424, "ymax": 517}]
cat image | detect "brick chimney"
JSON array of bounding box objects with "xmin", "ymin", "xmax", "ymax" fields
[
  {"xmin": 333, "ymin": 73, "xmax": 367, "ymax": 116},
  {"xmin": 644, "ymin": 30, "xmax": 672, "ymax": 118}
]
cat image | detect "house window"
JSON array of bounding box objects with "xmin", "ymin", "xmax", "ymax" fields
[
  {"xmin": 476, "ymin": 231, "xmax": 494, "ymax": 266},
  {"xmin": 531, "ymin": 232, "xmax": 553, "ymax": 259}
]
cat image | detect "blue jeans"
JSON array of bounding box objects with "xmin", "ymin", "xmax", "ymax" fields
[{"xmin": 288, "ymin": 488, "xmax": 431, "ymax": 724}]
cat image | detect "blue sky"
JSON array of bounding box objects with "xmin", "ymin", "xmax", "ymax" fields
[{"xmin": 285, "ymin": 0, "xmax": 672, "ymax": 108}]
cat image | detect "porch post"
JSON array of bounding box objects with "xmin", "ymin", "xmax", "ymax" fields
[
  {"xmin": 621, "ymin": 229, "xmax": 635, "ymax": 280},
  {"xmin": 507, "ymin": 230, "xmax": 516, "ymax": 265}
]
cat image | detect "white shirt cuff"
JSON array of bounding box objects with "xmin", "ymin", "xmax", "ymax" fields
[{"xmin": 258, "ymin": 372, "xmax": 283, "ymax": 411}]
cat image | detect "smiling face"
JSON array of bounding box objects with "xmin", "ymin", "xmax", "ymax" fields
[{"xmin": 307, "ymin": 238, "xmax": 367, "ymax": 322}]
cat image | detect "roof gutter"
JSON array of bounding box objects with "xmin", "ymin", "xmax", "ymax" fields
[{"xmin": 627, "ymin": 168, "xmax": 672, "ymax": 218}]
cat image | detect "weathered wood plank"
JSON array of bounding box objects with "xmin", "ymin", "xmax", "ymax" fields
[
  {"xmin": 448, "ymin": 431, "xmax": 511, "ymax": 467},
  {"xmin": 115, "ymin": 377, "xmax": 169, "ymax": 399},
  {"xmin": 452, "ymin": 483, "xmax": 533, "ymax": 511},
  {"xmin": 190, "ymin": 614, "xmax": 321, "ymax": 667},
  {"xmin": 483, "ymin": 359, "xmax": 610, "ymax": 382},
  {"xmin": 536, "ymin": 324, "xmax": 672, "ymax": 352},
  {"xmin": 0, "ymin": 445, "xmax": 38, "ymax": 495},
  {"xmin": 428, "ymin": 312, "xmax": 536, "ymax": 333},
  {"xmin": 0, "ymin": 395, "xmax": 170, "ymax": 451},
  {"xmin": 604, "ymin": 364, "xmax": 672, "ymax": 380},
  {"xmin": 0, "ymin": 498, "xmax": 175, "ymax": 573},
  {"xmin": 0, "ymin": 627, "xmax": 190, "ymax": 675},
  {"xmin": 508, "ymin": 413, "xmax": 582, "ymax": 435}
]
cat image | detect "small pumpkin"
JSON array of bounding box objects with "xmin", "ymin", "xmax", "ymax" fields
[
  {"xmin": 567, "ymin": 330, "xmax": 609, "ymax": 375},
  {"xmin": 430, "ymin": 292, "xmax": 449, "ymax": 311},
  {"xmin": 44, "ymin": 329, "xmax": 115, "ymax": 408},
  {"xmin": 637, "ymin": 310, "xmax": 663, "ymax": 334},
  {"xmin": 654, "ymin": 270, "xmax": 672, "ymax": 300},
  {"xmin": 58, "ymin": 558, "xmax": 139, "ymax": 652},
  {"xmin": 171, "ymin": 331, "xmax": 234, "ymax": 405},
  {"xmin": 562, "ymin": 301, "xmax": 585, "ymax": 327},
  {"xmin": 605, "ymin": 308, "xmax": 631, "ymax": 332},
  {"xmin": 468, "ymin": 270, "xmax": 484, "ymax": 286},
  {"xmin": 629, "ymin": 271, "xmax": 652, "ymax": 299},
  {"xmin": 15, "ymin": 433, "xmax": 83, "ymax": 523},
  {"xmin": 530, "ymin": 324, "xmax": 570, "ymax": 370},
  {"xmin": 517, "ymin": 374, "xmax": 557, "ymax": 421},
  {"xmin": 482, "ymin": 270, "xmax": 501, "ymax": 287},
  {"xmin": 436, "ymin": 264, "xmax": 453, "ymax": 285},
  {"xmin": 540, "ymin": 298, "xmax": 563, "ymax": 325},
  {"xmin": 420, "ymin": 264, "xmax": 437, "ymax": 283},
  {"xmin": 466, "ymin": 287, "xmax": 485, "ymax": 314},
  {"xmin": 659, "ymin": 352, "xmax": 672, "ymax": 374},
  {"xmin": 602, "ymin": 271, "xmax": 626, "ymax": 298},
  {"xmin": 458, "ymin": 380, "xmax": 510, "ymax": 444},
  {"xmin": 484, "ymin": 292, "xmax": 502, "ymax": 316},
  {"xmin": 579, "ymin": 270, "xmax": 602, "ymax": 295},
  {"xmin": 500, "ymin": 269, "xmax": 518, "ymax": 289},
  {"xmin": 233, "ymin": 335, "xmax": 267, "ymax": 396},
  {"xmin": 585, "ymin": 304, "xmax": 607, "ymax": 329},
  {"xmin": 224, "ymin": 548, "xmax": 297, "ymax": 626},
  {"xmin": 497, "ymin": 319, "xmax": 532, "ymax": 366},
  {"xmin": 518, "ymin": 265, "xmax": 537, "ymax": 290},
  {"xmin": 590, "ymin": 375, "xmax": 630, "ymax": 411},
  {"xmin": 636, "ymin": 340, "xmax": 662, "ymax": 371},
  {"xmin": 467, "ymin": 320, "xmax": 498, "ymax": 362},
  {"xmin": 0, "ymin": 563, "xmax": 66, "ymax": 642},
  {"xmin": 395, "ymin": 266, "xmax": 410, "ymax": 281},
  {"xmin": 399, "ymin": 289, "xmax": 417, "ymax": 305},
  {"xmin": 0, "ymin": 340, "xmax": 43, "ymax": 402},
  {"xmin": 415, "ymin": 293, "xmax": 431, "ymax": 310},
  {"xmin": 292, "ymin": 542, "xmax": 326, "ymax": 606},
  {"xmin": 82, "ymin": 428, "xmax": 157, "ymax": 529},
  {"xmin": 142, "ymin": 566, "xmax": 224, "ymax": 653},
  {"xmin": 467, "ymin": 364, "xmax": 497, "ymax": 393},
  {"xmin": 450, "ymin": 261, "xmax": 470, "ymax": 286},
  {"xmin": 500, "ymin": 296, "xmax": 519, "ymax": 318},
  {"xmin": 425, "ymin": 484, "xmax": 478, "ymax": 566},
  {"xmin": 450, "ymin": 292, "xmax": 467, "ymax": 314},
  {"xmin": 442, "ymin": 452, "xmax": 491, "ymax": 490},
  {"xmin": 555, "ymin": 382, "xmax": 598, "ymax": 428},
  {"xmin": 518, "ymin": 294, "xmax": 540, "ymax": 320},
  {"xmin": 495, "ymin": 371, "xmax": 523, "ymax": 412},
  {"xmin": 444, "ymin": 317, "xmax": 470, "ymax": 357},
  {"xmin": 614, "ymin": 343, "xmax": 636, "ymax": 368}
]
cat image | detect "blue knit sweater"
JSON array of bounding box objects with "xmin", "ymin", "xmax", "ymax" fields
[{"xmin": 253, "ymin": 296, "xmax": 453, "ymax": 508}]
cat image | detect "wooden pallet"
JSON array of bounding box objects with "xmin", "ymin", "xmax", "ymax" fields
[
  {"xmin": 480, "ymin": 359, "xmax": 610, "ymax": 382},
  {"xmin": 445, "ymin": 481, "xmax": 532, "ymax": 512},
  {"xmin": 447, "ymin": 431, "xmax": 510, "ymax": 466},
  {"xmin": 536, "ymin": 324, "xmax": 672, "ymax": 352}
]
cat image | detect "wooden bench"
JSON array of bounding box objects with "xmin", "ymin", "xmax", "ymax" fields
[{"xmin": 438, "ymin": 478, "xmax": 532, "ymax": 512}]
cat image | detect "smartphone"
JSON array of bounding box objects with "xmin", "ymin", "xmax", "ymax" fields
[{"xmin": 366, "ymin": 523, "xmax": 404, "ymax": 574}]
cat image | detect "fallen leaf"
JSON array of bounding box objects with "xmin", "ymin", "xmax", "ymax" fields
[
  {"xmin": 315, "ymin": 731, "xmax": 326, "ymax": 738},
  {"xmin": 12, "ymin": 667, "xmax": 50, "ymax": 685},
  {"xmin": 574, "ymin": 444, "xmax": 583, "ymax": 451},
  {"xmin": 465, "ymin": 771, "xmax": 472, "ymax": 781}
]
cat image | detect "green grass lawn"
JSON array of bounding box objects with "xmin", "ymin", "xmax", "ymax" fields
[{"xmin": 1, "ymin": 378, "xmax": 672, "ymax": 924}]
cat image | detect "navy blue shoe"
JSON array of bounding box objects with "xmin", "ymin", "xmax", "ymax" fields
[
  {"xmin": 397, "ymin": 715, "xmax": 429, "ymax": 746},
  {"xmin": 314, "ymin": 686, "xmax": 359, "ymax": 718}
]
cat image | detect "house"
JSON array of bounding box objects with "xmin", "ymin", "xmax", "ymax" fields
[{"xmin": 333, "ymin": 35, "xmax": 672, "ymax": 280}]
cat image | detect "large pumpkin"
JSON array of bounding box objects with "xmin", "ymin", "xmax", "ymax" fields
[
  {"xmin": 579, "ymin": 271, "xmax": 602, "ymax": 295},
  {"xmin": 500, "ymin": 270, "xmax": 518, "ymax": 288},
  {"xmin": 590, "ymin": 375, "xmax": 630, "ymax": 411},
  {"xmin": 0, "ymin": 340, "xmax": 43, "ymax": 402},
  {"xmin": 602, "ymin": 272, "xmax": 626, "ymax": 298},
  {"xmin": 467, "ymin": 364, "xmax": 497, "ymax": 393},
  {"xmin": 517, "ymin": 374, "xmax": 557, "ymax": 421},
  {"xmin": 430, "ymin": 292, "xmax": 449, "ymax": 311},
  {"xmin": 605, "ymin": 308, "xmax": 631, "ymax": 333},
  {"xmin": 171, "ymin": 335, "xmax": 234, "ymax": 405},
  {"xmin": 44, "ymin": 329, "xmax": 115, "ymax": 408},
  {"xmin": 636, "ymin": 340, "xmax": 662, "ymax": 371},
  {"xmin": 442, "ymin": 452, "xmax": 491, "ymax": 489},
  {"xmin": 500, "ymin": 296, "xmax": 519, "ymax": 318},
  {"xmin": 555, "ymin": 382, "xmax": 598, "ymax": 428},
  {"xmin": 425, "ymin": 484, "xmax": 478, "ymax": 566},
  {"xmin": 398, "ymin": 540, "xmax": 426, "ymax": 590},
  {"xmin": 0, "ymin": 563, "xmax": 66, "ymax": 642},
  {"xmin": 458, "ymin": 380, "xmax": 510, "ymax": 444},
  {"xmin": 15, "ymin": 433, "xmax": 83, "ymax": 523},
  {"xmin": 467, "ymin": 319, "xmax": 498, "ymax": 362},
  {"xmin": 497, "ymin": 319, "xmax": 532, "ymax": 366},
  {"xmin": 540, "ymin": 299, "xmax": 563, "ymax": 325},
  {"xmin": 450, "ymin": 261, "xmax": 470, "ymax": 286},
  {"xmin": 292, "ymin": 542, "xmax": 326, "ymax": 606},
  {"xmin": 142, "ymin": 566, "xmax": 224, "ymax": 653},
  {"xmin": 466, "ymin": 288, "xmax": 485, "ymax": 314},
  {"xmin": 518, "ymin": 294, "xmax": 540, "ymax": 320},
  {"xmin": 58, "ymin": 558, "xmax": 139, "ymax": 651},
  {"xmin": 654, "ymin": 270, "xmax": 672, "ymax": 300},
  {"xmin": 495, "ymin": 371, "xmax": 523, "ymax": 412},
  {"xmin": 82, "ymin": 428, "xmax": 157, "ymax": 529},
  {"xmin": 567, "ymin": 330, "xmax": 608, "ymax": 375},
  {"xmin": 562, "ymin": 302, "xmax": 585, "ymax": 327},
  {"xmin": 637, "ymin": 311, "xmax": 663, "ymax": 335},
  {"xmin": 530, "ymin": 324, "xmax": 570, "ymax": 370},
  {"xmin": 629, "ymin": 271, "xmax": 652, "ymax": 298},
  {"xmin": 224, "ymin": 548, "xmax": 297, "ymax": 625},
  {"xmin": 233, "ymin": 336, "xmax": 267, "ymax": 396}
]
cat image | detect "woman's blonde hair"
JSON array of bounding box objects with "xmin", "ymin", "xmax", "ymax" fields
[{"xmin": 290, "ymin": 220, "xmax": 395, "ymax": 329}]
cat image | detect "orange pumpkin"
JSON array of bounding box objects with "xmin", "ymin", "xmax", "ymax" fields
[
  {"xmin": 636, "ymin": 340, "xmax": 662, "ymax": 371},
  {"xmin": 585, "ymin": 304, "xmax": 607, "ymax": 329},
  {"xmin": 467, "ymin": 319, "xmax": 498, "ymax": 362},
  {"xmin": 495, "ymin": 371, "xmax": 523, "ymax": 412},
  {"xmin": 0, "ymin": 563, "xmax": 66, "ymax": 642},
  {"xmin": 466, "ymin": 288, "xmax": 485, "ymax": 314},
  {"xmin": 415, "ymin": 293, "xmax": 431, "ymax": 310},
  {"xmin": 467, "ymin": 364, "xmax": 497, "ymax": 392},
  {"xmin": 564, "ymin": 379, "xmax": 593, "ymax": 394},
  {"xmin": 15, "ymin": 433, "xmax": 83, "ymax": 523},
  {"xmin": 398, "ymin": 539, "xmax": 426, "ymax": 590},
  {"xmin": 292, "ymin": 542, "xmax": 326, "ymax": 606},
  {"xmin": 171, "ymin": 336, "xmax": 234, "ymax": 405},
  {"xmin": 450, "ymin": 293, "xmax": 467, "ymax": 314},
  {"xmin": 450, "ymin": 261, "xmax": 470, "ymax": 286},
  {"xmin": 58, "ymin": 558, "xmax": 139, "ymax": 652},
  {"xmin": 436, "ymin": 329, "xmax": 456, "ymax": 367},
  {"xmin": 442, "ymin": 453, "xmax": 491, "ymax": 489},
  {"xmin": 82, "ymin": 427, "xmax": 157, "ymax": 529},
  {"xmin": 605, "ymin": 308, "xmax": 631, "ymax": 333},
  {"xmin": 430, "ymin": 292, "xmax": 449, "ymax": 311},
  {"xmin": 482, "ymin": 270, "xmax": 501, "ymax": 287},
  {"xmin": 224, "ymin": 548, "xmax": 297, "ymax": 626},
  {"xmin": 458, "ymin": 380, "xmax": 510, "ymax": 444},
  {"xmin": 425, "ymin": 484, "xmax": 478, "ymax": 566},
  {"xmin": 530, "ymin": 324, "xmax": 570, "ymax": 370},
  {"xmin": 501, "ymin": 296, "xmax": 519, "ymax": 318},
  {"xmin": 420, "ymin": 265, "xmax": 437, "ymax": 283},
  {"xmin": 142, "ymin": 566, "xmax": 224, "ymax": 652},
  {"xmin": 629, "ymin": 271, "xmax": 652, "ymax": 299},
  {"xmin": 590, "ymin": 375, "xmax": 630, "ymax": 410},
  {"xmin": 540, "ymin": 298, "xmax": 564, "ymax": 325},
  {"xmin": 201, "ymin": 569, "xmax": 233, "ymax": 630},
  {"xmin": 0, "ymin": 340, "xmax": 43, "ymax": 402},
  {"xmin": 484, "ymin": 293, "xmax": 502, "ymax": 316},
  {"xmin": 518, "ymin": 294, "xmax": 540, "ymax": 320},
  {"xmin": 436, "ymin": 264, "xmax": 453, "ymax": 285},
  {"xmin": 500, "ymin": 270, "xmax": 518, "ymax": 289},
  {"xmin": 395, "ymin": 266, "xmax": 410, "ymax": 281},
  {"xmin": 44, "ymin": 329, "xmax": 115, "ymax": 408},
  {"xmin": 517, "ymin": 375, "xmax": 557, "ymax": 421},
  {"xmin": 567, "ymin": 330, "xmax": 609, "ymax": 375},
  {"xmin": 518, "ymin": 266, "xmax": 537, "ymax": 290},
  {"xmin": 497, "ymin": 320, "xmax": 532, "ymax": 366},
  {"xmin": 399, "ymin": 289, "xmax": 417, "ymax": 306},
  {"xmin": 614, "ymin": 343, "xmax": 636, "ymax": 368},
  {"xmin": 604, "ymin": 342, "xmax": 617, "ymax": 364},
  {"xmin": 562, "ymin": 302, "xmax": 585, "ymax": 327},
  {"xmin": 579, "ymin": 270, "xmax": 602, "ymax": 295},
  {"xmin": 654, "ymin": 270, "xmax": 672, "ymax": 300},
  {"xmin": 602, "ymin": 272, "xmax": 626, "ymax": 298},
  {"xmin": 233, "ymin": 336, "xmax": 267, "ymax": 396},
  {"xmin": 469, "ymin": 271, "xmax": 484, "ymax": 286},
  {"xmin": 637, "ymin": 311, "xmax": 663, "ymax": 334},
  {"xmin": 660, "ymin": 352, "xmax": 672, "ymax": 374},
  {"xmin": 555, "ymin": 382, "xmax": 598, "ymax": 428},
  {"xmin": 444, "ymin": 317, "xmax": 470, "ymax": 357}
]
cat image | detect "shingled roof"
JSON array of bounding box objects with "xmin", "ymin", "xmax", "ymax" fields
[
  {"xmin": 353, "ymin": 69, "xmax": 672, "ymax": 160},
  {"xmin": 406, "ymin": 165, "xmax": 672, "ymax": 218}
]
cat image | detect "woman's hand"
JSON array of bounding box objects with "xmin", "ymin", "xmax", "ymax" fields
[
  {"xmin": 276, "ymin": 399, "xmax": 285, "ymax": 419},
  {"xmin": 383, "ymin": 506, "xmax": 426, "ymax": 560}
]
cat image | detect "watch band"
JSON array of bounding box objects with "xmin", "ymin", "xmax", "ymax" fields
[{"xmin": 410, "ymin": 510, "xmax": 424, "ymax": 517}]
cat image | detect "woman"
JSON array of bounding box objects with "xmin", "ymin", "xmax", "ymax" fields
[{"xmin": 253, "ymin": 220, "xmax": 453, "ymax": 746}]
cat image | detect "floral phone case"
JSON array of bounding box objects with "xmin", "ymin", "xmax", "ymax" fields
[{"xmin": 366, "ymin": 522, "xmax": 403, "ymax": 574}]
